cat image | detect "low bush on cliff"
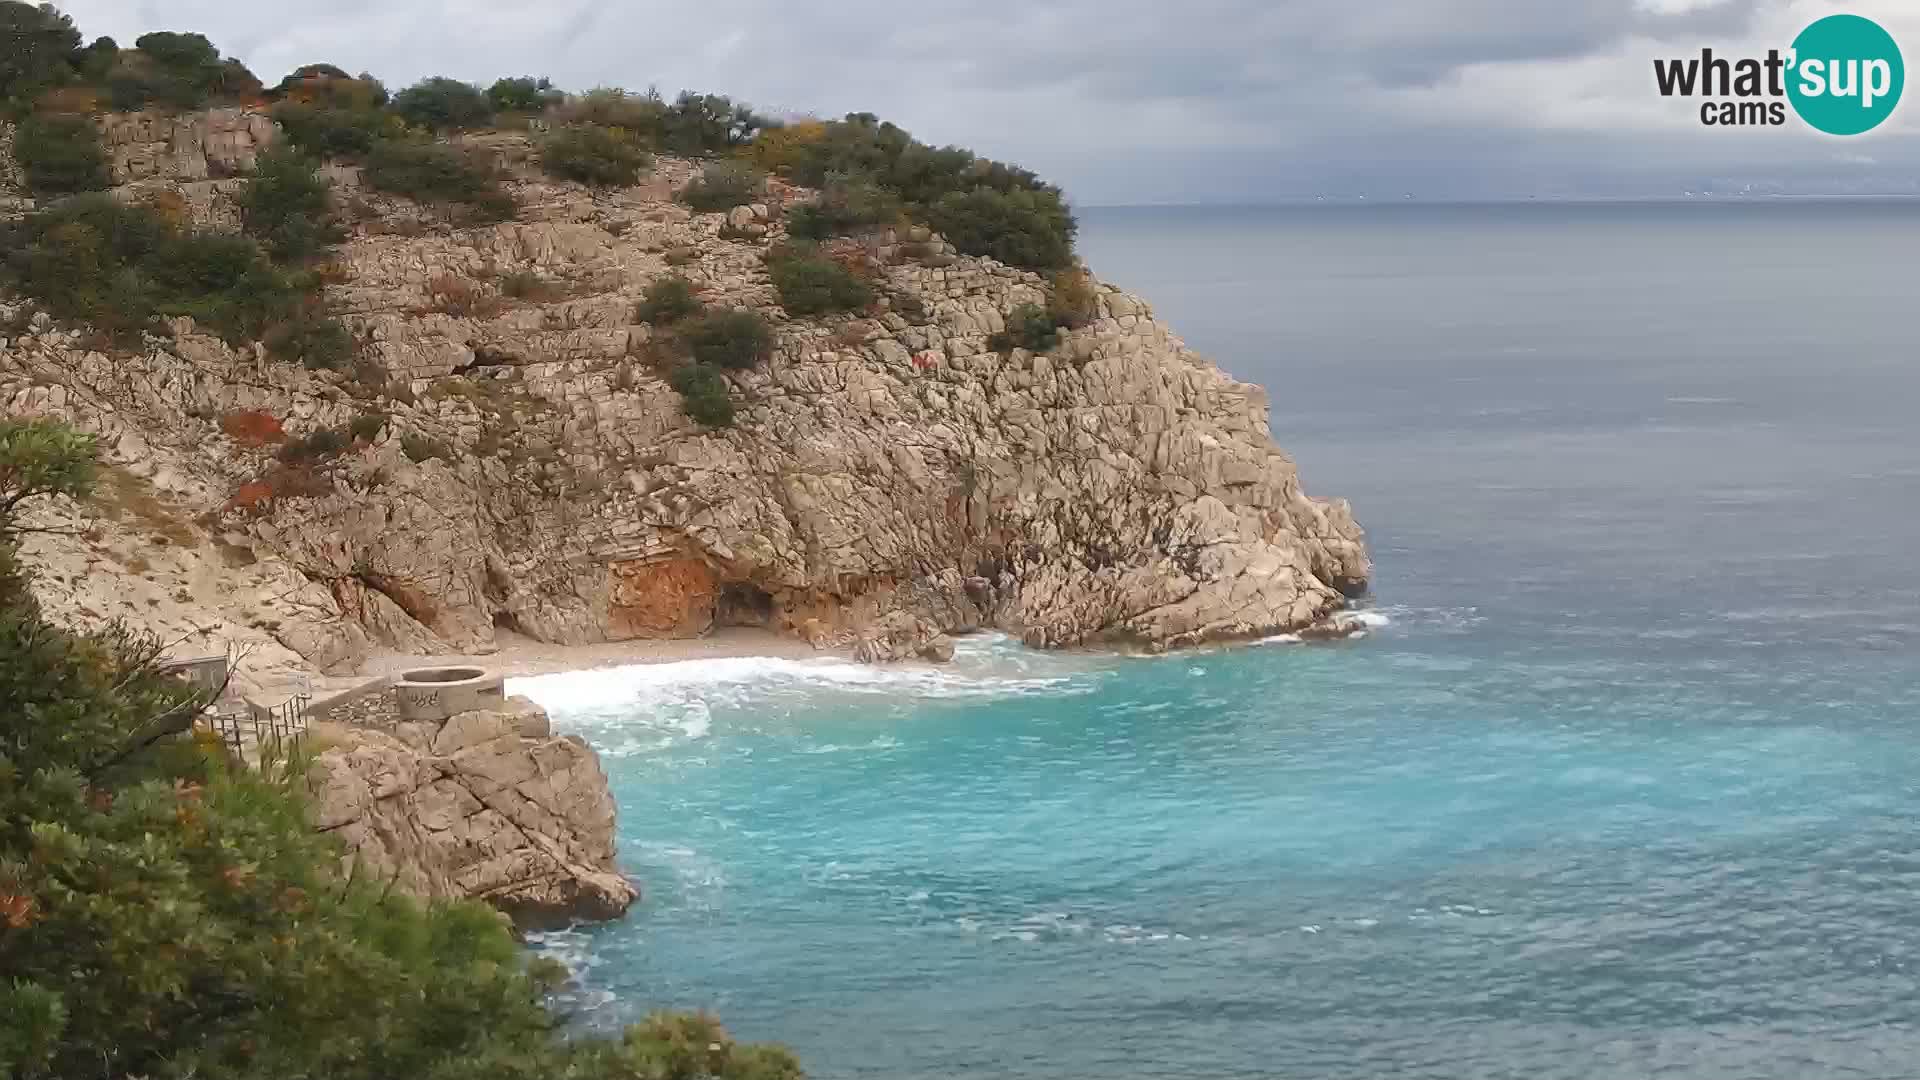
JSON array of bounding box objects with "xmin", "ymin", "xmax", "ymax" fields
[
  {"xmin": 988, "ymin": 303, "xmax": 1060, "ymax": 354},
  {"xmin": 269, "ymin": 100, "xmax": 393, "ymax": 159},
  {"xmin": 0, "ymin": 418, "xmax": 800, "ymax": 1079},
  {"xmin": 239, "ymin": 146, "xmax": 344, "ymax": 263},
  {"xmin": 767, "ymin": 247, "xmax": 872, "ymax": 316},
  {"xmin": 685, "ymin": 308, "xmax": 773, "ymax": 370},
  {"xmin": 923, "ymin": 186, "xmax": 1076, "ymax": 271},
  {"xmin": 12, "ymin": 111, "xmax": 109, "ymax": 195},
  {"xmin": 679, "ymin": 160, "xmax": 764, "ymax": 212},
  {"xmin": 1, "ymin": 195, "xmax": 352, "ymax": 360},
  {"xmin": 390, "ymin": 75, "xmax": 493, "ymax": 131},
  {"xmin": 763, "ymin": 112, "xmax": 1078, "ymax": 270},
  {"xmin": 486, "ymin": 74, "xmax": 560, "ymax": 115},
  {"xmin": 785, "ymin": 173, "xmax": 904, "ymax": 241},
  {"xmin": 540, "ymin": 123, "xmax": 652, "ymax": 188},
  {"xmin": 362, "ymin": 139, "xmax": 515, "ymax": 222},
  {"xmin": 670, "ymin": 361, "xmax": 735, "ymax": 427},
  {"xmin": 636, "ymin": 274, "xmax": 701, "ymax": 325}
]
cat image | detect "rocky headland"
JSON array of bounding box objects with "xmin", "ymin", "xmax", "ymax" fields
[{"xmin": 1, "ymin": 106, "xmax": 1369, "ymax": 700}]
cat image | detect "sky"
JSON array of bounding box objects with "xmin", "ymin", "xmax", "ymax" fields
[{"xmin": 55, "ymin": 0, "xmax": 1920, "ymax": 205}]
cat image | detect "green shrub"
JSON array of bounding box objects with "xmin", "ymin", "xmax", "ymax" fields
[
  {"xmin": 553, "ymin": 87, "xmax": 667, "ymax": 139},
  {"xmin": 0, "ymin": 420, "xmax": 801, "ymax": 1080},
  {"xmin": 486, "ymin": 75, "xmax": 558, "ymax": 114},
  {"xmin": 362, "ymin": 139, "xmax": 515, "ymax": 221},
  {"xmin": 390, "ymin": 76, "xmax": 493, "ymax": 131},
  {"xmin": 679, "ymin": 161, "xmax": 764, "ymax": 212},
  {"xmin": 924, "ymin": 186, "xmax": 1076, "ymax": 270},
  {"xmin": 276, "ymin": 424, "xmax": 347, "ymax": 463},
  {"xmin": 661, "ymin": 91, "xmax": 770, "ymax": 156},
  {"xmin": 349, "ymin": 412, "xmax": 386, "ymax": 441},
  {"xmin": 756, "ymin": 112, "xmax": 1079, "ymax": 268},
  {"xmin": 263, "ymin": 301, "xmax": 354, "ymax": 370},
  {"xmin": 988, "ymin": 303, "xmax": 1059, "ymax": 354},
  {"xmin": 540, "ymin": 123, "xmax": 651, "ymax": 187},
  {"xmin": 785, "ymin": 174, "xmax": 902, "ymax": 240},
  {"xmin": 13, "ymin": 112, "xmax": 109, "ymax": 196},
  {"xmin": 269, "ymin": 101, "xmax": 387, "ymax": 159},
  {"xmin": 684, "ymin": 308, "xmax": 772, "ymax": 370},
  {"xmin": 0, "ymin": 2, "xmax": 82, "ymax": 106},
  {"xmin": 400, "ymin": 433, "xmax": 451, "ymax": 462},
  {"xmin": 635, "ymin": 275, "xmax": 700, "ymax": 325},
  {"xmin": 669, "ymin": 362, "xmax": 735, "ymax": 427},
  {"xmin": 0, "ymin": 195, "xmax": 321, "ymax": 348},
  {"xmin": 239, "ymin": 147, "xmax": 343, "ymax": 262},
  {"xmin": 767, "ymin": 250, "xmax": 872, "ymax": 316}
]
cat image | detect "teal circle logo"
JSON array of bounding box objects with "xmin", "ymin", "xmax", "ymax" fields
[{"xmin": 1788, "ymin": 14, "xmax": 1904, "ymax": 135}]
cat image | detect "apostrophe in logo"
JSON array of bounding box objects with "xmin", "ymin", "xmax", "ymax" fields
[
  {"xmin": 1787, "ymin": 14, "xmax": 1903, "ymax": 135},
  {"xmin": 1652, "ymin": 13, "xmax": 1904, "ymax": 135}
]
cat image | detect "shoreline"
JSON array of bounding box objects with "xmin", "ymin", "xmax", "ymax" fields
[{"xmin": 358, "ymin": 626, "xmax": 847, "ymax": 682}]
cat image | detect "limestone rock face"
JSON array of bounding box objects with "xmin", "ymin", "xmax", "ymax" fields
[
  {"xmin": 306, "ymin": 695, "xmax": 637, "ymax": 927},
  {"xmin": 99, "ymin": 107, "xmax": 277, "ymax": 183},
  {"xmin": 0, "ymin": 114, "xmax": 1370, "ymax": 678}
]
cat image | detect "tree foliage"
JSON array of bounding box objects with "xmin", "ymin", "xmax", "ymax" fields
[
  {"xmin": 669, "ymin": 362, "xmax": 735, "ymax": 427},
  {"xmin": 766, "ymin": 248, "xmax": 872, "ymax": 316},
  {"xmin": 679, "ymin": 160, "xmax": 764, "ymax": 212},
  {"xmin": 0, "ymin": 1, "xmax": 82, "ymax": 108},
  {"xmin": 238, "ymin": 146, "xmax": 343, "ymax": 263},
  {"xmin": 390, "ymin": 76, "xmax": 493, "ymax": 131},
  {"xmin": 362, "ymin": 139, "xmax": 515, "ymax": 221},
  {"xmin": 684, "ymin": 308, "xmax": 773, "ymax": 370},
  {"xmin": 485, "ymin": 75, "xmax": 558, "ymax": 114},
  {"xmin": 540, "ymin": 123, "xmax": 651, "ymax": 188},
  {"xmin": 635, "ymin": 275, "xmax": 701, "ymax": 325},
  {"xmin": 0, "ymin": 195, "xmax": 339, "ymax": 351},
  {"xmin": 11, "ymin": 111, "xmax": 107, "ymax": 195}
]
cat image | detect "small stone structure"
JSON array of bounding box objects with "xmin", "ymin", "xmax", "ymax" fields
[{"xmin": 392, "ymin": 666, "xmax": 506, "ymax": 721}]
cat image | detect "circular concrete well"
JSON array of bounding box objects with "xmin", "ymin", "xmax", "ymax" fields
[{"xmin": 392, "ymin": 666, "xmax": 506, "ymax": 722}]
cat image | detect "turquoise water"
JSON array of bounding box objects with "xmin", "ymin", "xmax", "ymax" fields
[{"xmin": 515, "ymin": 202, "xmax": 1920, "ymax": 1079}]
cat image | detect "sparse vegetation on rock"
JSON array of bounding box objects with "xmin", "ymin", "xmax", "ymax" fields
[
  {"xmin": 239, "ymin": 146, "xmax": 343, "ymax": 263},
  {"xmin": 12, "ymin": 110, "xmax": 108, "ymax": 194},
  {"xmin": 670, "ymin": 361, "xmax": 735, "ymax": 427},
  {"xmin": 540, "ymin": 122, "xmax": 651, "ymax": 188},
  {"xmin": 362, "ymin": 139, "xmax": 515, "ymax": 221},
  {"xmin": 390, "ymin": 75, "xmax": 493, "ymax": 132},
  {"xmin": 685, "ymin": 308, "xmax": 774, "ymax": 370},
  {"xmin": 767, "ymin": 246, "xmax": 873, "ymax": 316},
  {"xmin": 636, "ymin": 275, "xmax": 701, "ymax": 325},
  {"xmin": 679, "ymin": 160, "xmax": 764, "ymax": 212}
]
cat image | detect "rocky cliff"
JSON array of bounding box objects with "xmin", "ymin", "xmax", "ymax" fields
[
  {"xmin": 0, "ymin": 110, "xmax": 1368, "ymax": 684},
  {"xmin": 306, "ymin": 694, "xmax": 637, "ymax": 928}
]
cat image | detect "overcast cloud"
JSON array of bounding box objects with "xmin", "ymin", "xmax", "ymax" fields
[{"xmin": 55, "ymin": 0, "xmax": 1920, "ymax": 204}]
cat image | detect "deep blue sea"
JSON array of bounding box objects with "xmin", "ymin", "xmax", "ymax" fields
[{"xmin": 515, "ymin": 202, "xmax": 1920, "ymax": 1080}]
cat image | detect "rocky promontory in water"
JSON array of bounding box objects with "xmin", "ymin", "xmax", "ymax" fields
[{"xmin": 2, "ymin": 99, "xmax": 1367, "ymax": 695}]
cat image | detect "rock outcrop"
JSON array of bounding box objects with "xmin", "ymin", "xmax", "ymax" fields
[
  {"xmin": 0, "ymin": 112, "xmax": 1369, "ymax": 683},
  {"xmin": 305, "ymin": 695, "xmax": 637, "ymax": 928}
]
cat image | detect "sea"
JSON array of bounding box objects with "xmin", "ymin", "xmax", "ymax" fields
[{"xmin": 513, "ymin": 201, "xmax": 1920, "ymax": 1080}]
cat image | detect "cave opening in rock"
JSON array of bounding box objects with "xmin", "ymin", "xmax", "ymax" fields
[
  {"xmin": 492, "ymin": 609, "xmax": 524, "ymax": 638},
  {"xmin": 716, "ymin": 582, "xmax": 775, "ymax": 627}
]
